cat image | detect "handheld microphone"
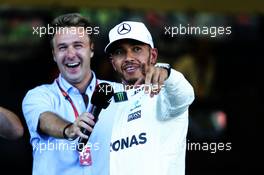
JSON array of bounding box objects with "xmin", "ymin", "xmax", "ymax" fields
[{"xmin": 77, "ymin": 82, "xmax": 114, "ymax": 152}]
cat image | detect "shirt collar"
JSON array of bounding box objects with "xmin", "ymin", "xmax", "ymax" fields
[
  {"xmin": 57, "ymin": 71, "xmax": 97, "ymax": 95},
  {"xmin": 85, "ymin": 71, "xmax": 97, "ymax": 96}
]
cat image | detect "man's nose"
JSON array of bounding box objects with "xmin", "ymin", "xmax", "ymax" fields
[
  {"xmin": 66, "ymin": 46, "xmax": 76, "ymax": 58},
  {"xmin": 124, "ymin": 50, "xmax": 135, "ymax": 61}
]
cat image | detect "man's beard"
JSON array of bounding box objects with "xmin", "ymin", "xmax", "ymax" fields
[
  {"xmin": 124, "ymin": 78, "xmax": 139, "ymax": 85},
  {"xmin": 120, "ymin": 50, "xmax": 152, "ymax": 85}
]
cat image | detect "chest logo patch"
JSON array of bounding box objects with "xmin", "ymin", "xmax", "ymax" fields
[
  {"xmin": 114, "ymin": 91, "xmax": 128, "ymax": 102},
  {"xmin": 128, "ymin": 110, "xmax": 141, "ymax": 122}
]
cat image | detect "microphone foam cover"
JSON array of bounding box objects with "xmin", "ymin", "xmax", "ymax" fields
[{"xmin": 91, "ymin": 83, "xmax": 114, "ymax": 109}]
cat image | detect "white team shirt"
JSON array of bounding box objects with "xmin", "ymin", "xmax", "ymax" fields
[{"xmin": 97, "ymin": 69, "xmax": 194, "ymax": 175}]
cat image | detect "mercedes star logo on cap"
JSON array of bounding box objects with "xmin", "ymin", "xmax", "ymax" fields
[{"xmin": 117, "ymin": 23, "xmax": 131, "ymax": 35}]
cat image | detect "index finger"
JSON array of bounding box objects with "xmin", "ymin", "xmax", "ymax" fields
[
  {"xmin": 145, "ymin": 65, "xmax": 155, "ymax": 86},
  {"xmin": 134, "ymin": 77, "xmax": 144, "ymax": 87}
]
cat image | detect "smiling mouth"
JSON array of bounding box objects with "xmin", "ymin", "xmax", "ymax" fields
[
  {"xmin": 123, "ymin": 64, "xmax": 140, "ymax": 73},
  {"xmin": 65, "ymin": 62, "xmax": 81, "ymax": 68}
]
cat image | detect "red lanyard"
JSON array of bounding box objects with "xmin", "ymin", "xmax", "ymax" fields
[
  {"xmin": 56, "ymin": 79, "xmax": 79, "ymax": 118},
  {"xmin": 56, "ymin": 78, "xmax": 98, "ymax": 119}
]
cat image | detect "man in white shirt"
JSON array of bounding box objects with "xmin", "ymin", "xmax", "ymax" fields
[
  {"xmin": 104, "ymin": 21, "xmax": 195, "ymax": 175},
  {"xmin": 22, "ymin": 13, "xmax": 116, "ymax": 175}
]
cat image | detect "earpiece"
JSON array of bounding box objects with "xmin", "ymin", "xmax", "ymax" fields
[
  {"xmin": 53, "ymin": 56, "xmax": 57, "ymax": 62},
  {"xmin": 90, "ymin": 50, "xmax": 94, "ymax": 58}
]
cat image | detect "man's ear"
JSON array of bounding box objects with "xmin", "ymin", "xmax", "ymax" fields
[
  {"xmin": 111, "ymin": 59, "xmax": 117, "ymax": 71},
  {"xmin": 52, "ymin": 50, "xmax": 56, "ymax": 62},
  {"xmin": 90, "ymin": 43, "xmax": 94, "ymax": 58},
  {"xmin": 150, "ymin": 48, "xmax": 158, "ymax": 65},
  {"xmin": 51, "ymin": 39, "xmax": 57, "ymax": 62}
]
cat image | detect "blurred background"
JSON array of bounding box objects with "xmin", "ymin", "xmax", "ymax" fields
[{"xmin": 0, "ymin": 0, "xmax": 262, "ymax": 174}]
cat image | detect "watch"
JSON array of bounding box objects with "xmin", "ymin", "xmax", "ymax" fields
[
  {"xmin": 63, "ymin": 123, "xmax": 75, "ymax": 141},
  {"xmin": 155, "ymin": 63, "xmax": 171, "ymax": 77}
]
